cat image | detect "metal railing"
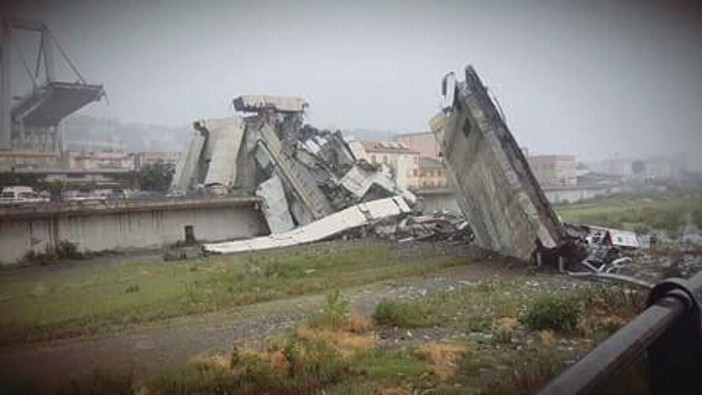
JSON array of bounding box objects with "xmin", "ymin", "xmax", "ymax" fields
[{"xmin": 540, "ymin": 271, "xmax": 702, "ymax": 394}]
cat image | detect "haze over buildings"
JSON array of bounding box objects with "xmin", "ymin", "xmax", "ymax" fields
[{"xmin": 2, "ymin": 0, "xmax": 700, "ymax": 162}]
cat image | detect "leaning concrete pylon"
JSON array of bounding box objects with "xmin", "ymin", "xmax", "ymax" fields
[{"xmin": 430, "ymin": 66, "xmax": 565, "ymax": 261}]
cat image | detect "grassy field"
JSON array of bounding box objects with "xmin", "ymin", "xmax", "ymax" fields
[
  {"xmin": 555, "ymin": 191, "xmax": 702, "ymax": 235},
  {"xmin": 0, "ymin": 241, "xmax": 466, "ymax": 345},
  {"xmin": 104, "ymin": 279, "xmax": 645, "ymax": 395}
]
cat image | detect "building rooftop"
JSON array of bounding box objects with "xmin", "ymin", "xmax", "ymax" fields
[{"xmin": 360, "ymin": 140, "xmax": 418, "ymax": 154}]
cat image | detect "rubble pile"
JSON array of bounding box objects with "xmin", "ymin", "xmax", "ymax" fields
[
  {"xmin": 395, "ymin": 211, "xmax": 474, "ymax": 244},
  {"xmin": 170, "ymin": 95, "xmax": 416, "ymax": 237}
]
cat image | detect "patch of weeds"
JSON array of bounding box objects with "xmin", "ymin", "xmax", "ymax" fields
[
  {"xmin": 523, "ymin": 294, "xmax": 580, "ymax": 333},
  {"xmin": 182, "ymin": 280, "xmax": 213, "ymax": 306},
  {"xmin": 153, "ymin": 365, "xmax": 239, "ymax": 394},
  {"xmin": 476, "ymin": 281, "xmax": 495, "ymax": 293},
  {"xmin": 263, "ymin": 261, "xmax": 305, "ymax": 279},
  {"xmin": 493, "ymin": 327, "xmax": 513, "ymax": 344},
  {"xmin": 373, "ymin": 300, "xmax": 434, "ymax": 328},
  {"xmin": 283, "ymin": 335, "xmax": 349, "ymax": 387},
  {"xmin": 581, "ymin": 286, "xmax": 645, "ymax": 334},
  {"xmin": 482, "ymin": 350, "xmax": 564, "ymax": 395},
  {"xmin": 56, "ymin": 240, "xmax": 83, "ymax": 259},
  {"xmin": 412, "ymin": 342, "xmax": 469, "ymax": 379},
  {"xmin": 153, "ymin": 333, "xmax": 351, "ymax": 394},
  {"xmin": 124, "ymin": 284, "xmax": 140, "ymax": 294},
  {"xmin": 346, "ymin": 313, "xmax": 374, "ymax": 333},
  {"xmin": 349, "ymin": 350, "xmax": 426, "ymax": 382},
  {"xmin": 459, "ymin": 354, "xmax": 492, "ymax": 375},
  {"xmin": 21, "ymin": 241, "xmax": 82, "ymax": 266},
  {"xmin": 466, "ymin": 316, "xmax": 492, "ymax": 332},
  {"xmin": 309, "ymin": 290, "xmax": 350, "ymax": 330}
]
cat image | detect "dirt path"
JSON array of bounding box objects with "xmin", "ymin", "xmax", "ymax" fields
[{"xmin": 0, "ymin": 259, "xmax": 529, "ymax": 393}]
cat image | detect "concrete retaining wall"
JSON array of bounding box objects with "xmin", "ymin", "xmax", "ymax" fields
[{"xmin": 0, "ymin": 199, "xmax": 267, "ymax": 265}]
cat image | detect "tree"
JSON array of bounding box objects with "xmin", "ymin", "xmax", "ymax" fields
[{"xmin": 137, "ymin": 163, "xmax": 174, "ymax": 192}]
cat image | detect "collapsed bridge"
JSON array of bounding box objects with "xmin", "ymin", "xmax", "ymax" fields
[
  {"xmin": 0, "ymin": 15, "xmax": 104, "ymax": 152},
  {"xmin": 173, "ymin": 68, "xmax": 589, "ymax": 265}
]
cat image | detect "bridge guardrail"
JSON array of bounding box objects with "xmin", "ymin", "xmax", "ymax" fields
[{"xmin": 540, "ymin": 270, "xmax": 702, "ymax": 394}]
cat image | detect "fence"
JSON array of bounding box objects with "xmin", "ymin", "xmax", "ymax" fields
[{"xmin": 540, "ymin": 271, "xmax": 702, "ymax": 394}]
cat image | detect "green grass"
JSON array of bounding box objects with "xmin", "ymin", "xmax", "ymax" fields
[
  {"xmin": 523, "ymin": 294, "xmax": 581, "ymax": 332},
  {"xmin": 0, "ymin": 240, "xmax": 466, "ymax": 345},
  {"xmin": 373, "ymin": 299, "xmax": 438, "ymax": 328},
  {"xmin": 53, "ymin": 278, "xmax": 648, "ymax": 394},
  {"xmin": 372, "ymin": 280, "xmax": 527, "ymax": 330},
  {"xmin": 555, "ymin": 191, "xmax": 702, "ymax": 234}
]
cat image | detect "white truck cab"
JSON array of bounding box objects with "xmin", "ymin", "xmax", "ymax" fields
[{"xmin": 0, "ymin": 186, "xmax": 49, "ymax": 206}]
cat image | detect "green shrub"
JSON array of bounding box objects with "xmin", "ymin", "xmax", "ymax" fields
[
  {"xmin": 283, "ymin": 335, "xmax": 348, "ymax": 385},
  {"xmin": 125, "ymin": 284, "xmax": 140, "ymax": 294},
  {"xmin": 56, "ymin": 240, "xmax": 82, "ymax": 259},
  {"xmin": 466, "ymin": 316, "xmax": 492, "ymax": 332},
  {"xmin": 309, "ymin": 290, "xmax": 350, "ymax": 329},
  {"xmin": 373, "ymin": 300, "xmax": 431, "ymax": 328},
  {"xmin": 493, "ymin": 327, "xmax": 513, "ymax": 344},
  {"xmin": 523, "ymin": 295, "xmax": 580, "ymax": 333},
  {"xmin": 153, "ymin": 365, "xmax": 238, "ymax": 394}
]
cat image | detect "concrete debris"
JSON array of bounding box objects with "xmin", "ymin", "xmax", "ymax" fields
[
  {"xmin": 203, "ymin": 196, "xmax": 411, "ymax": 254},
  {"xmin": 233, "ymin": 95, "xmax": 308, "ymax": 114},
  {"xmin": 396, "ymin": 212, "xmax": 474, "ymax": 243},
  {"xmin": 170, "ymin": 95, "xmax": 417, "ymax": 249},
  {"xmin": 255, "ymin": 174, "xmax": 295, "ymax": 234},
  {"xmin": 169, "ymin": 117, "xmax": 245, "ymax": 197},
  {"xmin": 431, "ymin": 66, "xmax": 570, "ymax": 261},
  {"xmin": 199, "ymin": 118, "xmax": 246, "ymax": 195}
]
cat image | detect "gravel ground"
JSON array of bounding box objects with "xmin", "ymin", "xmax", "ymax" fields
[{"xmin": 0, "ymin": 250, "xmax": 532, "ymax": 393}]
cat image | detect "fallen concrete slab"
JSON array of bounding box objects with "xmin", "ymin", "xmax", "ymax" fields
[
  {"xmin": 202, "ymin": 196, "xmax": 411, "ymax": 254},
  {"xmin": 431, "ymin": 66, "xmax": 565, "ymax": 261}
]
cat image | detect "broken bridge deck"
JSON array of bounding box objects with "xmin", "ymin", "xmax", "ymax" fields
[{"xmin": 431, "ymin": 66, "xmax": 565, "ymax": 261}]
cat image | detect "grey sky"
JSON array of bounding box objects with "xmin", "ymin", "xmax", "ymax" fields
[{"xmin": 3, "ymin": 0, "xmax": 701, "ymax": 160}]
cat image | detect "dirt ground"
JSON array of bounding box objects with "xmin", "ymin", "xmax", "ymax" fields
[{"xmin": 0, "ymin": 251, "xmax": 533, "ymax": 393}]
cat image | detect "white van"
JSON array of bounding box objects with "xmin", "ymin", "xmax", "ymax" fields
[{"xmin": 0, "ymin": 186, "xmax": 49, "ymax": 206}]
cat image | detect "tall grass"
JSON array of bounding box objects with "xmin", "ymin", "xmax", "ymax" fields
[{"xmin": 0, "ymin": 241, "xmax": 465, "ymax": 345}]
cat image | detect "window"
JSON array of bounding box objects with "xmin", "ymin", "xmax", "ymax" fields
[
  {"xmin": 370, "ymin": 154, "xmax": 376, "ymax": 163},
  {"xmin": 383, "ymin": 155, "xmax": 388, "ymax": 164}
]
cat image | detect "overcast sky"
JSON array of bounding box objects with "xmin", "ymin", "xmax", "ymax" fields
[{"xmin": 3, "ymin": 0, "xmax": 701, "ymax": 160}]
